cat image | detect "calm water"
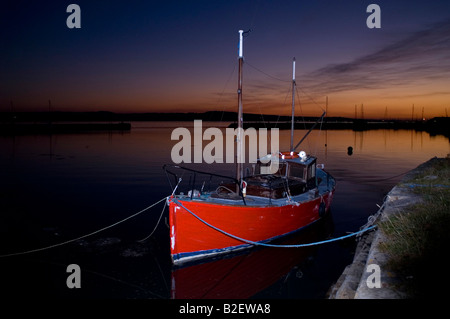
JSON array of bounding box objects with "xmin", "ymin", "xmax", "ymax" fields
[{"xmin": 0, "ymin": 122, "xmax": 448, "ymax": 299}]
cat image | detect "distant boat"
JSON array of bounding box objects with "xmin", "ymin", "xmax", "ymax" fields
[
  {"xmin": 0, "ymin": 122, "xmax": 131, "ymax": 135},
  {"xmin": 164, "ymin": 30, "xmax": 336, "ymax": 266}
]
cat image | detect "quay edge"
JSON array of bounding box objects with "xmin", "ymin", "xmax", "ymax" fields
[{"xmin": 327, "ymin": 156, "xmax": 448, "ymax": 299}]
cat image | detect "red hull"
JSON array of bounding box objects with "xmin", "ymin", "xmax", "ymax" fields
[
  {"xmin": 169, "ymin": 190, "xmax": 334, "ymax": 264},
  {"xmin": 171, "ymin": 213, "xmax": 333, "ymax": 298}
]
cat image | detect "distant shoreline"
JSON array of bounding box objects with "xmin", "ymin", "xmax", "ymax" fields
[
  {"xmin": 0, "ymin": 110, "xmax": 446, "ymax": 122},
  {"xmin": 0, "ymin": 111, "xmax": 448, "ymax": 137}
]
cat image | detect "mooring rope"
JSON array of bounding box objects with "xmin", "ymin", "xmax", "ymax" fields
[
  {"xmin": 136, "ymin": 200, "xmax": 167, "ymax": 243},
  {"xmin": 404, "ymin": 183, "xmax": 450, "ymax": 188},
  {"xmin": 0, "ymin": 196, "xmax": 168, "ymax": 258},
  {"xmin": 172, "ymin": 199, "xmax": 376, "ymax": 248}
]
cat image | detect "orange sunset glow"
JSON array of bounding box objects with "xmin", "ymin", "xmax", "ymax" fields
[{"xmin": 1, "ymin": 1, "xmax": 449, "ymax": 120}]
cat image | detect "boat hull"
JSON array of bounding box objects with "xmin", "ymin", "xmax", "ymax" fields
[
  {"xmin": 170, "ymin": 215, "xmax": 332, "ymax": 298},
  {"xmin": 169, "ymin": 189, "xmax": 334, "ymax": 265}
]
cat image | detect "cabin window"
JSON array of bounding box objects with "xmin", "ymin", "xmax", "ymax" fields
[
  {"xmin": 305, "ymin": 161, "xmax": 317, "ymax": 189},
  {"xmin": 276, "ymin": 163, "xmax": 287, "ymax": 176},
  {"xmin": 288, "ymin": 164, "xmax": 305, "ymax": 181},
  {"xmin": 308, "ymin": 163, "xmax": 316, "ymax": 179},
  {"xmin": 256, "ymin": 161, "xmax": 287, "ymax": 176}
]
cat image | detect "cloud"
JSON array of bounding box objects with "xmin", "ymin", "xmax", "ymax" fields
[
  {"xmin": 302, "ymin": 19, "xmax": 450, "ymax": 96},
  {"xmin": 206, "ymin": 19, "xmax": 450, "ymax": 116}
]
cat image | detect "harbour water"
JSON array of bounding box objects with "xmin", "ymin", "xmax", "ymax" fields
[{"xmin": 0, "ymin": 122, "xmax": 448, "ymax": 299}]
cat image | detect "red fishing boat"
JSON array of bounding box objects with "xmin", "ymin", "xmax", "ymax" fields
[{"xmin": 164, "ymin": 30, "xmax": 336, "ymax": 265}]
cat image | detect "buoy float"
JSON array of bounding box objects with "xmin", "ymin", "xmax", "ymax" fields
[{"xmin": 279, "ymin": 151, "xmax": 300, "ymax": 159}]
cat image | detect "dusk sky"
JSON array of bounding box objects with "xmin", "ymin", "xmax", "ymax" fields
[{"xmin": 2, "ymin": 0, "xmax": 450, "ymax": 119}]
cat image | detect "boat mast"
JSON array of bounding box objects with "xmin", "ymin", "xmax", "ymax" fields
[
  {"xmin": 236, "ymin": 30, "xmax": 244, "ymax": 186},
  {"xmin": 290, "ymin": 57, "xmax": 296, "ymax": 152}
]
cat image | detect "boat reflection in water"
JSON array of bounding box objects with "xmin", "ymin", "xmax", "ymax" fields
[{"xmin": 170, "ymin": 212, "xmax": 334, "ymax": 299}]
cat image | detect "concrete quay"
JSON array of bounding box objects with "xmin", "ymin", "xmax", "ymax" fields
[{"xmin": 327, "ymin": 157, "xmax": 444, "ymax": 299}]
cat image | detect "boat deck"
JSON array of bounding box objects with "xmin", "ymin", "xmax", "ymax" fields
[{"xmin": 174, "ymin": 168, "xmax": 335, "ymax": 207}]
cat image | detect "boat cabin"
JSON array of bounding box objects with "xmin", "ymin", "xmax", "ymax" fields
[{"xmin": 243, "ymin": 154, "xmax": 318, "ymax": 199}]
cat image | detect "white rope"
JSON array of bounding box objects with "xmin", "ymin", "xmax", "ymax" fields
[
  {"xmin": 134, "ymin": 178, "xmax": 182, "ymax": 243},
  {"xmin": 0, "ymin": 196, "xmax": 168, "ymax": 258},
  {"xmin": 136, "ymin": 200, "xmax": 167, "ymax": 243}
]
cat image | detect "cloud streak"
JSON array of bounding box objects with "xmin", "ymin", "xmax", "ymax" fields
[
  {"xmin": 149, "ymin": 18, "xmax": 450, "ymax": 116},
  {"xmin": 302, "ymin": 19, "xmax": 450, "ymax": 96}
]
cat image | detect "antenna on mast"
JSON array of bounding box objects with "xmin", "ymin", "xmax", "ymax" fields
[
  {"xmin": 290, "ymin": 57, "xmax": 296, "ymax": 152},
  {"xmin": 236, "ymin": 30, "xmax": 245, "ymax": 189}
]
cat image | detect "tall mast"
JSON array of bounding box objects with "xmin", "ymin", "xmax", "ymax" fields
[
  {"xmin": 236, "ymin": 30, "xmax": 244, "ymax": 185},
  {"xmin": 290, "ymin": 57, "xmax": 296, "ymax": 152}
]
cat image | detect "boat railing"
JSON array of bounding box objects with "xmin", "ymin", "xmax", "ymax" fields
[{"xmin": 162, "ymin": 164, "xmax": 247, "ymax": 204}]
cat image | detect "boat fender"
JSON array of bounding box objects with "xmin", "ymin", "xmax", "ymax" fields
[
  {"xmin": 188, "ymin": 189, "xmax": 201, "ymax": 197},
  {"xmin": 319, "ymin": 201, "xmax": 326, "ymax": 217},
  {"xmin": 241, "ymin": 180, "xmax": 247, "ymax": 197}
]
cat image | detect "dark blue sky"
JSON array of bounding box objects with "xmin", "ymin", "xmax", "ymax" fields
[{"xmin": 2, "ymin": 0, "xmax": 450, "ymax": 118}]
